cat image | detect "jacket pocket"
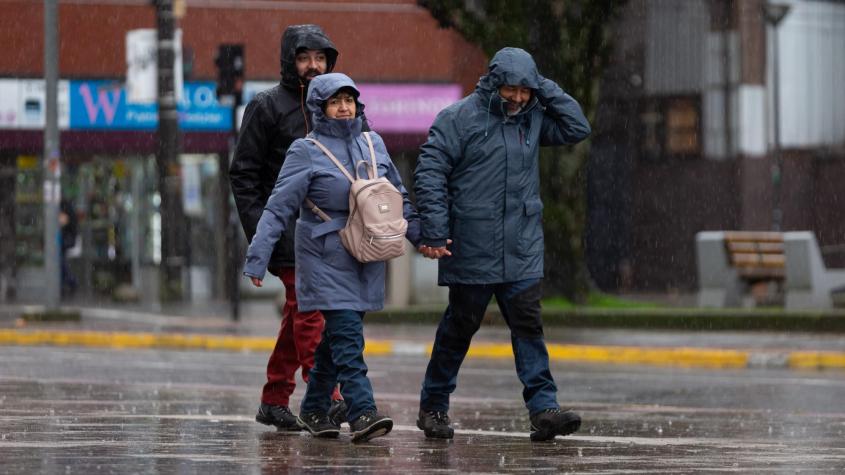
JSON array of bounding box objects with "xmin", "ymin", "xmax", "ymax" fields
[
  {"xmin": 451, "ymin": 202, "xmax": 498, "ymax": 258},
  {"xmin": 518, "ymin": 199, "xmax": 544, "ymax": 256},
  {"xmin": 322, "ymin": 232, "xmax": 355, "ymax": 267}
]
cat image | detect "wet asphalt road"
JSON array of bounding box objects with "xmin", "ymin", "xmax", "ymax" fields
[{"xmin": 1, "ymin": 344, "xmax": 845, "ymax": 473}]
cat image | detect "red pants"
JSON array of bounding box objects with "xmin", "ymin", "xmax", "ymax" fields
[{"xmin": 261, "ymin": 267, "xmax": 341, "ymax": 406}]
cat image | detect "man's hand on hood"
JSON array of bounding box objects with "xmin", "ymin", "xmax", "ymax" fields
[{"xmin": 535, "ymin": 75, "xmax": 557, "ymax": 107}]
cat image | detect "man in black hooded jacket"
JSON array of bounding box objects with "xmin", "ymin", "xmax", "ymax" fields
[{"xmin": 230, "ymin": 24, "xmax": 346, "ymax": 431}]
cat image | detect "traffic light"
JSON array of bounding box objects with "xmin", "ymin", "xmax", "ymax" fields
[{"xmin": 215, "ymin": 44, "xmax": 244, "ymax": 105}]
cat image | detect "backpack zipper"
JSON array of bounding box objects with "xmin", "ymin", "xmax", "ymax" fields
[{"xmin": 368, "ymin": 233, "xmax": 405, "ymax": 245}]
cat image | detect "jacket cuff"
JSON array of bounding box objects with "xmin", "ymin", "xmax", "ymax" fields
[
  {"xmin": 243, "ymin": 267, "xmax": 266, "ymax": 281},
  {"xmin": 422, "ymin": 238, "xmax": 448, "ymax": 248}
]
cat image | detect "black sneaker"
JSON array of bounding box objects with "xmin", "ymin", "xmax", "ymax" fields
[
  {"xmin": 416, "ymin": 409, "xmax": 454, "ymax": 439},
  {"xmin": 328, "ymin": 399, "xmax": 348, "ymax": 427},
  {"xmin": 297, "ymin": 412, "xmax": 340, "ymax": 438},
  {"xmin": 529, "ymin": 408, "xmax": 581, "ymax": 441},
  {"xmin": 255, "ymin": 403, "xmax": 301, "ymax": 432},
  {"xmin": 349, "ymin": 410, "xmax": 393, "ymax": 443}
]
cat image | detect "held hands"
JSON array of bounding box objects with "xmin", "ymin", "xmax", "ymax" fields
[
  {"xmin": 250, "ymin": 276, "xmax": 263, "ymax": 288},
  {"xmin": 418, "ymin": 239, "xmax": 453, "ymax": 259}
]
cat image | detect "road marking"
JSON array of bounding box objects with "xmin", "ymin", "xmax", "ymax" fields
[{"xmin": 2, "ymin": 329, "xmax": 845, "ymax": 371}]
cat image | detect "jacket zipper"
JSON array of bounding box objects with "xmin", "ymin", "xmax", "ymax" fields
[{"xmin": 300, "ymin": 82, "xmax": 309, "ymax": 134}]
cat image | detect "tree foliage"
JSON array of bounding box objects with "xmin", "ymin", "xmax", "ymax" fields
[{"xmin": 418, "ymin": 0, "xmax": 624, "ymax": 301}]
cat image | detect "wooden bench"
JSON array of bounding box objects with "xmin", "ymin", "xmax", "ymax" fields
[
  {"xmin": 698, "ymin": 230, "xmax": 845, "ymax": 308},
  {"xmin": 696, "ymin": 231, "xmax": 785, "ymax": 307},
  {"xmin": 723, "ymin": 231, "xmax": 785, "ymax": 281}
]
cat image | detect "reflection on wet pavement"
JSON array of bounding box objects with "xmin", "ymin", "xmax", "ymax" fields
[{"xmin": 1, "ymin": 346, "xmax": 845, "ymax": 472}]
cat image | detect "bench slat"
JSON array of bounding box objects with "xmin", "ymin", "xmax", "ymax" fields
[
  {"xmin": 731, "ymin": 253, "xmax": 784, "ymax": 267},
  {"xmin": 724, "ymin": 231, "xmax": 784, "ymax": 243},
  {"xmin": 727, "ymin": 242, "xmax": 784, "ymax": 254},
  {"xmin": 737, "ymin": 267, "xmax": 785, "ymax": 279}
]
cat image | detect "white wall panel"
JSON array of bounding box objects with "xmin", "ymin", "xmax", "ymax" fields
[{"xmin": 773, "ymin": 0, "xmax": 845, "ymax": 147}]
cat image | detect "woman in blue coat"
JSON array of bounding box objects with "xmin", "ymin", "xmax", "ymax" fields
[{"xmin": 243, "ymin": 73, "xmax": 420, "ymax": 442}]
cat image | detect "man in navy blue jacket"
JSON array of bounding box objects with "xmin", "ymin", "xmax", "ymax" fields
[{"xmin": 414, "ymin": 47, "xmax": 591, "ymax": 442}]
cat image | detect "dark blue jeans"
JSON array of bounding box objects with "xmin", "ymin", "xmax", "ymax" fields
[
  {"xmin": 300, "ymin": 309, "xmax": 375, "ymax": 422},
  {"xmin": 420, "ymin": 279, "xmax": 558, "ymax": 415}
]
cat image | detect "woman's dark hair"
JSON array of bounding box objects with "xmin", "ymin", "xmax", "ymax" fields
[{"xmin": 322, "ymin": 86, "xmax": 359, "ymax": 113}]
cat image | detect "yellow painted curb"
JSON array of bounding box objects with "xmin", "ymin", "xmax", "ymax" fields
[
  {"xmin": 788, "ymin": 351, "xmax": 845, "ymax": 370},
  {"xmin": 0, "ymin": 329, "xmax": 275, "ymax": 352},
  {"xmin": 467, "ymin": 342, "xmax": 749, "ymax": 369},
  {"xmin": 364, "ymin": 340, "xmax": 394, "ymax": 356},
  {"xmin": 2, "ymin": 329, "xmax": 844, "ymax": 371},
  {"xmin": 548, "ymin": 344, "xmax": 749, "ymax": 369}
]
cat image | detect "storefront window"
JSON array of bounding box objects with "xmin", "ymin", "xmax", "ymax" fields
[{"xmin": 15, "ymin": 155, "xmax": 43, "ymax": 267}]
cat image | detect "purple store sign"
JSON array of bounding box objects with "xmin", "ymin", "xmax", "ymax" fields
[{"xmin": 356, "ymin": 84, "xmax": 462, "ymax": 133}]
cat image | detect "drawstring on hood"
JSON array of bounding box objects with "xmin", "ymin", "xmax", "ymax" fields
[{"xmin": 484, "ymin": 93, "xmax": 494, "ymax": 137}]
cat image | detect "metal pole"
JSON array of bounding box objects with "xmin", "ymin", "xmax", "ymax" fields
[
  {"xmin": 770, "ymin": 23, "xmax": 783, "ymax": 231},
  {"xmin": 763, "ymin": 2, "xmax": 790, "ymax": 232},
  {"xmin": 43, "ymin": 0, "xmax": 61, "ymax": 309},
  {"xmin": 155, "ymin": 0, "xmax": 185, "ymax": 301},
  {"xmin": 223, "ymin": 130, "xmax": 240, "ymax": 322}
]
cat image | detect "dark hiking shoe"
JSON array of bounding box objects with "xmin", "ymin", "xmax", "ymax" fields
[
  {"xmin": 328, "ymin": 399, "xmax": 348, "ymax": 427},
  {"xmin": 529, "ymin": 408, "xmax": 581, "ymax": 441},
  {"xmin": 416, "ymin": 409, "xmax": 454, "ymax": 439},
  {"xmin": 297, "ymin": 412, "xmax": 340, "ymax": 438},
  {"xmin": 349, "ymin": 411, "xmax": 393, "ymax": 443},
  {"xmin": 255, "ymin": 403, "xmax": 301, "ymax": 432}
]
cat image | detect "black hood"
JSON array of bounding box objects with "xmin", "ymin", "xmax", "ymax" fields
[{"xmin": 280, "ymin": 24, "xmax": 339, "ymax": 89}]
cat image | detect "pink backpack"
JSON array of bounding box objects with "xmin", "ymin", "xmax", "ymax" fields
[{"xmin": 304, "ymin": 132, "xmax": 408, "ymax": 262}]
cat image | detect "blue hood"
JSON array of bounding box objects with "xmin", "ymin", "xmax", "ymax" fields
[
  {"xmin": 478, "ymin": 47, "xmax": 541, "ymax": 92},
  {"xmin": 306, "ymin": 73, "xmax": 366, "ymax": 137},
  {"xmin": 476, "ymin": 47, "xmax": 541, "ymax": 132},
  {"xmin": 476, "ymin": 47, "xmax": 541, "ymax": 120}
]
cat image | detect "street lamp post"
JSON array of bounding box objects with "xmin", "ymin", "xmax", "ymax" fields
[
  {"xmin": 763, "ymin": 2, "xmax": 791, "ymax": 232},
  {"xmin": 154, "ymin": 0, "xmax": 186, "ymax": 301},
  {"xmin": 43, "ymin": 0, "xmax": 61, "ymax": 309}
]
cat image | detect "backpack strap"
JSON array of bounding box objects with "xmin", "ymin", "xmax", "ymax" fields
[
  {"xmin": 304, "ymin": 198, "xmax": 332, "ymax": 222},
  {"xmin": 303, "ymin": 133, "xmax": 380, "ymax": 222},
  {"xmin": 362, "ymin": 131, "xmax": 378, "ymax": 180}
]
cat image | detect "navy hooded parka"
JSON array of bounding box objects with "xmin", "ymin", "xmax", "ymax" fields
[{"xmin": 413, "ymin": 47, "xmax": 591, "ymax": 285}]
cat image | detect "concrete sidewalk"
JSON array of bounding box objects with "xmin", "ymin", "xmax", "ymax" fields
[{"xmin": 2, "ymin": 300, "xmax": 845, "ymax": 371}]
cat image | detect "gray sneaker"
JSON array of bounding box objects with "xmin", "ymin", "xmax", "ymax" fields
[
  {"xmin": 349, "ymin": 410, "xmax": 393, "ymax": 443},
  {"xmin": 416, "ymin": 409, "xmax": 454, "ymax": 439},
  {"xmin": 255, "ymin": 403, "xmax": 301, "ymax": 432},
  {"xmin": 529, "ymin": 408, "xmax": 581, "ymax": 441},
  {"xmin": 297, "ymin": 412, "xmax": 340, "ymax": 438}
]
